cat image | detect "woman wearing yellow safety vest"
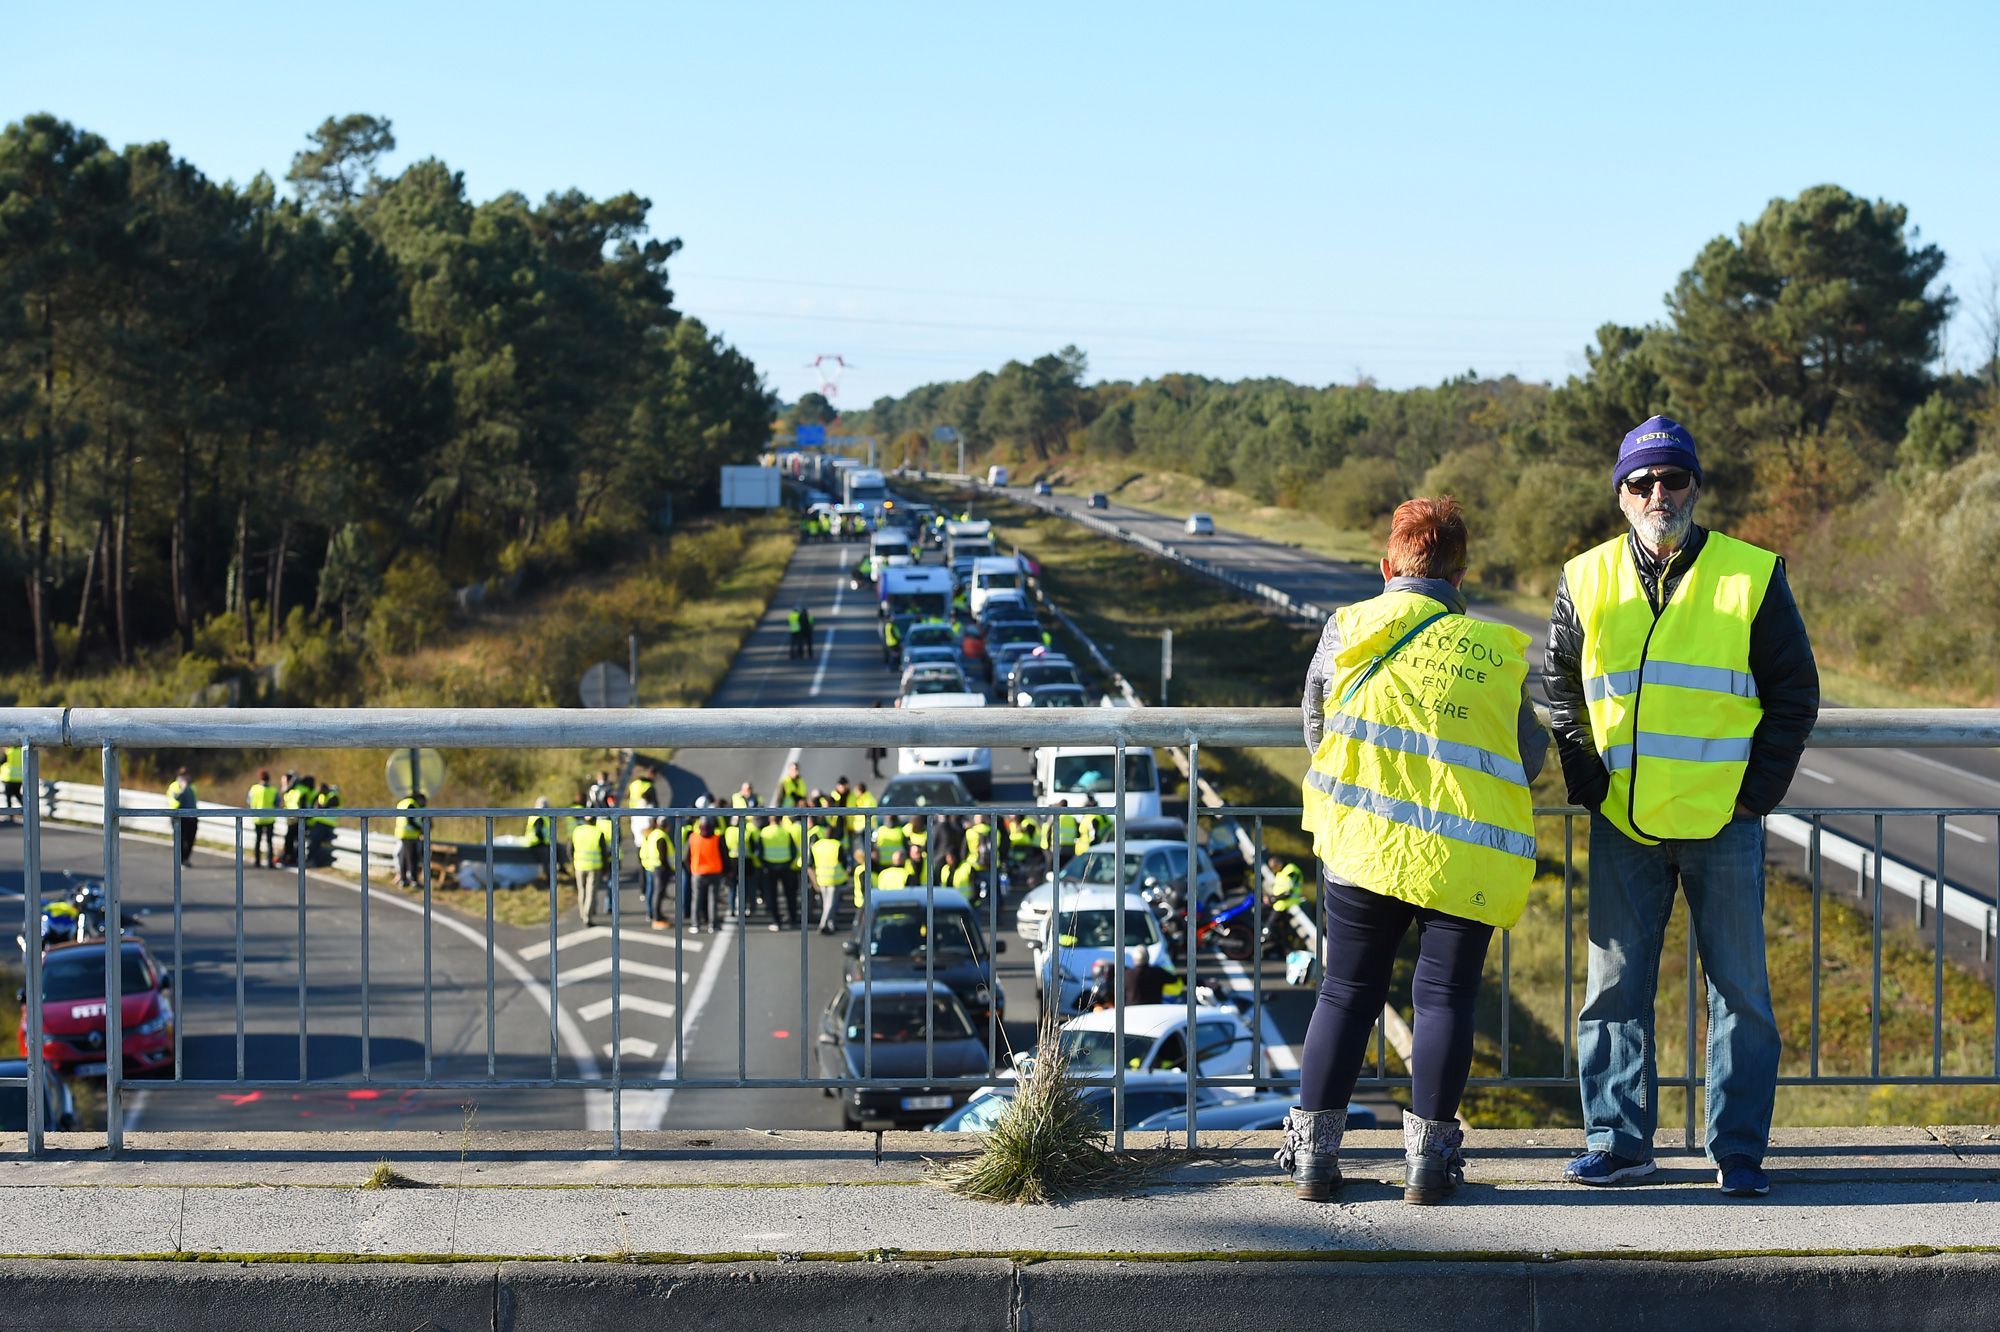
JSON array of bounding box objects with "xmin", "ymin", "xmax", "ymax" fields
[
  {"xmin": 246, "ymin": 769, "xmax": 279, "ymax": 869},
  {"xmin": 1279, "ymin": 498, "xmax": 1546, "ymax": 1207}
]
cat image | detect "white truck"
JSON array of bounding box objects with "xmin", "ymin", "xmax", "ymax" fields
[
  {"xmin": 879, "ymin": 565, "xmax": 954, "ymax": 620},
  {"xmin": 1033, "ymin": 745, "xmax": 1162, "ymax": 820},
  {"xmin": 943, "ymin": 519, "xmax": 995, "ymax": 567},
  {"xmin": 967, "ymin": 554, "xmax": 1027, "ymax": 618},
  {"xmin": 843, "ymin": 466, "xmax": 888, "ymax": 515}
]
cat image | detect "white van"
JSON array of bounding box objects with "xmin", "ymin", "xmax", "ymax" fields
[
  {"xmin": 1033, "ymin": 746, "xmax": 1162, "ymax": 820},
  {"xmin": 870, "ymin": 528, "xmax": 912, "ymax": 570},
  {"xmin": 967, "ymin": 555, "xmax": 1026, "ymax": 618},
  {"xmin": 898, "ymin": 693, "xmax": 992, "ymax": 798},
  {"xmin": 987, "ymin": 465, "xmax": 1010, "ymax": 487}
]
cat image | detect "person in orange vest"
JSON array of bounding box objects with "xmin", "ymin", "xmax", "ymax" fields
[{"xmin": 686, "ymin": 816, "xmax": 726, "ymax": 933}]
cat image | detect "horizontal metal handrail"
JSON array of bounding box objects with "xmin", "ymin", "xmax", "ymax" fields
[{"xmin": 6, "ymin": 705, "xmax": 1999, "ymax": 750}]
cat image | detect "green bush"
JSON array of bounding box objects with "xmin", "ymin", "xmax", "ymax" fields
[
  {"xmin": 365, "ymin": 554, "xmax": 456, "ymax": 657},
  {"xmin": 1493, "ymin": 463, "xmax": 1618, "ymax": 595},
  {"xmin": 1321, "ymin": 455, "xmax": 1406, "ymax": 530}
]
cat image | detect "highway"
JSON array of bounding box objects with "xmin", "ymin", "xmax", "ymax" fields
[{"xmin": 1017, "ymin": 483, "xmax": 2000, "ymax": 928}]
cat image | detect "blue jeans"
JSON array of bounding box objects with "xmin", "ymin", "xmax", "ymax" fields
[{"xmin": 1578, "ymin": 814, "xmax": 1780, "ymax": 1165}]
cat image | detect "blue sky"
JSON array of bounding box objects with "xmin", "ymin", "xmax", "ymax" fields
[{"xmin": 9, "ymin": 2, "xmax": 1996, "ymax": 406}]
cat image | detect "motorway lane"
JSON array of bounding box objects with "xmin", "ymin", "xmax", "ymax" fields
[
  {"xmin": 1020, "ymin": 484, "xmax": 2000, "ymax": 913},
  {"xmin": 0, "ymin": 822, "xmax": 594, "ymax": 1133}
]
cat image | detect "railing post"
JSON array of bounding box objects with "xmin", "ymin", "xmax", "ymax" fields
[
  {"xmin": 1112, "ymin": 741, "xmax": 1126, "ymax": 1150},
  {"xmin": 21, "ymin": 743, "xmax": 44, "ymax": 1157},
  {"xmin": 1682, "ymin": 916, "xmax": 1696, "ymax": 1154},
  {"xmin": 101, "ymin": 743, "xmax": 123, "ymax": 1155},
  {"xmin": 1184, "ymin": 740, "xmax": 1200, "ymax": 1150}
]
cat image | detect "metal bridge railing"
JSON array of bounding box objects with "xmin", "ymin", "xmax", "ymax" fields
[{"xmin": 2, "ymin": 705, "xmax": 1997, "ymax": 1158}]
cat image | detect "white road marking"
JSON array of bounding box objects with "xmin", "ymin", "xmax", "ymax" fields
[
  {"xmin": 519, "ymin": 927, "xmax": 703, "ymax": 960},
  {"xmin": 557, "ymin": 956, "xmax": 685, "ymax": 986},
  {"xmin": 1892, "ymin": 749, "xmax": 2000, "ymax": 794},
  {"xmin": 1797, "ymin": 766, "xmax": 1836, "ymax": 785},
  {"xmin": 605, "ymin": 1036, "xmax": 660, "ymax": 1059},
  {"xmin": 582, "ymin": 994, "xmax": 678, "ymax": 1023},
  {"xmin": 627, "ymin": 910, "xmax": 736, "ymax": 1129},
  {"xmin": 809, "ymin": 577, "xmax": 845, "ymax": 696},
  {"xmin": 1945, "ymin": 823, "xmax": 1989, "ymax": 844}
]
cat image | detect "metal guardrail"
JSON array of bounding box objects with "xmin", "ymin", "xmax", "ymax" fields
[{"xmin": 3, "ymin": 706, "xmax": 1998, "ymax": 1161}]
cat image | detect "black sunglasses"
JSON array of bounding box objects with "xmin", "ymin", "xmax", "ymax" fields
[{"xmin": 1622, "ymin": 469, "xmax": 1694, "ymax": 497}]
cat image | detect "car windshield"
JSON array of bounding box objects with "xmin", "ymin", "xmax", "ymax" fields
[
  {"xmin": 985, "ymin": 622, "xmax": 1042, "ymax": 646},
  {"xmin": 880, "ymin": 779, "xmax": 964, "ymax": 805},
  {"xmin": 869, "ymin": 907, "xmax": 980, "ymax": 960},
  {"xmin": 1055, "ymin": 850, "xmax": 1143, "ymax": 886},
  {"xmin": 42, "ymin": 949, "xmax": 151, "ymax": 1003},
  {"xmin": 1055, "ymin": 909, "xmax": 1161, "ymax": 948},
  {"xmin": 949, "ymin": 1091, "xmax": 1014, "ymax": 1130},
  {"xmin": 845, "ymin": 992, "xmax": 975, "ymax": 1043},
  {"xmin": 1027, "ymin": 688, "xmax": 1085, "ymax": 707},
  {"xmin": 1058, "ymin": 1029, "xmax": 1154, "ymax": 1072},
  {"xmin": 977, "ymin": 572, "xmax": 1019, "ymax": 591},
  {"xmin": 1016, "ymin": 663, "xmax": 1079, "ymax": 689},
  {"xmin": 1051, "ymin": 753, "xmax": 1156, "ymax": 794},
  {"xmin": 906, "ymin": 625, "xmax": 955, "ymax": 647},
  {"xmin": 907, "ymin": 674, "xmax": 961, "ymax": 695}
]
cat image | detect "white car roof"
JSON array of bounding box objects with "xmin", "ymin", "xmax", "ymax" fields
[
  {"xmin": 1063, "ymin": 1004, "xmax": 1241, "ymax": 1038},
  {"xmin": 1045, "ymin": 888, "xmax": 1151, "ymax": 912},
  {"xmin": 899, "ymin": 692, "xmax": 988, "ymax": 711}
]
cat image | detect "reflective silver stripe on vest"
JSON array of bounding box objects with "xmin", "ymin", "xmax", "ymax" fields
[
  {"xmin": 1602, "ymin": 733, "xmax": 1755, "ymax": 772},
  {"xmin": 1322, "ymin": 710, "xmax": 1528, "ymax": 788},
  {"xmin": 1305, "ymin": 769, "xmax": 1535, "ymax": 861},
  {"xmin": 1586, "ymin": 660, "xmax": 1758, "ymax": 703}
]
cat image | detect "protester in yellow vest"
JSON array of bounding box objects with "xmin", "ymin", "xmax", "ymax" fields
[
  {"xmin": 871, "ymin": 851, "xmax": 913, "ymax": 903},
  {"xmin": 1283, "ymin": 496, "xmax": 1545, "ymax": 1209},
  {"xmin": 639, "ymin": 820, "xmax": 676, "ymax": 929},
  {"xmin": 778, "ymin": 762, "xmax": 808, "ymax": 807},
  {"xmin": 246, "ymin": 769, "xmax": 279, "ymax": 869},
  {"xmin": 571, "ymin": 816, "xmax": 612, "ymax": 926},
  {"xmin": 393, "ymin": 792, "xmax": 426, "ymax": 887},
  {"xmin": 809, "ymin": 824, "xmax": 851, "ymax": 934},
  {"xmin": 1, "ymin": 744, "xmax": 24, "ymax": 824},
  {"xmin": 165, "ymin": 768, "xmax": 198, "ymax": 868},
  {"xmin": 1546, "ymin": 417, "xmax": 1817, "ymax": 1199},
  {"xmin": 757, "ymin": 815, "xmax": 799, "ymax": 930}
]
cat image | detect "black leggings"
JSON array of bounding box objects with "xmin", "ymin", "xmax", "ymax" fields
[{"xmin": 1298, "ymin": 876, "xmax": 1493, "ymax": 1122}]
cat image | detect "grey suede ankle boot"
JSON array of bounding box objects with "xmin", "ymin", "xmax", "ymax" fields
[
  {"xmin": 1275, "ymin": 1106, "xmax": 1346, "ymax": 1201},
  {"xmin": 1402, "ymin": 1109, "xmax": 1466, "ymax": 1204}
]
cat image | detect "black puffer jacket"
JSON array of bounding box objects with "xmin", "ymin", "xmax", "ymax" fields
[{"xmin": 1544, "ymin": 526, "xmax": 1819, "ymax": 819}]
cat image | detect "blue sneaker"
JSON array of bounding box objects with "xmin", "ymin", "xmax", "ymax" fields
[
  {"xmin": 1717, "ymin": 1156, "xmax": 1770, "ymax": 1197},
  {"xmin": 1563, "ymin": 1149, "xmax": 1657, "ymax": 1186}
]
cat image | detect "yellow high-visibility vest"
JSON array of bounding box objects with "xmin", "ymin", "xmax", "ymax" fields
[
  {"xmin": 571, "ymin": 822, "xmax": 610, "ymax": 872},
  {"xmin": 1301, "ymin": 589, "xmax": 1535, "ymax": 929},
  {"xmin": 810, "ymin": 834, "xmax": 849, "ymax": 886},
  {"xmin": 247, "ymin": 783, "xmax": 279, "ymax": 827},
  {"xmin": 759, "ymin": 822, "xmax": 798, "ymax": 866},
  {"xmin": 1566, "ymin": 532, "xmax": 1774, "ymax": 845},
  {"xmin": 395, "ymin": 796, "xmax": 424, "ymax": 841},
  {"xmin": 876, "ymin": 865, "xmax": 913, "ymax": 891},
  {"xmin": 638, "ymin": 826, "xmax": 673, "ymax": 872},
  {"xmin": 846, "ymin": 791, "xmax": 877, "ymax": 834},
  {"xmin": 1, "ymin": 747, "xmax": 23, "ymax": 783}
]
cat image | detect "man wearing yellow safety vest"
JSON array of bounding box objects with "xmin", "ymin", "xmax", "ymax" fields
[
  {"xmin": 756, "ymin": 814, "xmax": 800, "ymax": 930},
  {"xmin": 524, "ymin": 797, "xmax": 554, "ymax": 876},
  {"xmin": 1547, "ymin": 417, "xmax": 1817, "ymax": 1200},
  {"xmin": 166, "ymin": 768, "xmax": 198, "ymax": 868},
  {"xmin": 246, "ymin": 769, "xmax": 279, "ymax": 868},
  {"xmin": 1, "ymin": 744, "xmax": 23, "ymax": 823},
  {"xmin": 871, "ymin": 850, "xmax": 912, "ymax": 903},
  {"xmin": 571, "ymin": 814, "xmax": 612, "ymax": 926},
  {"xmin": 393, "ymin": 790, "xmax": 426, "ymax": 887},
  {"xmin": 639, "ymin": 818, "xmax": 676, "ymax": 929},
  {"xmin": 1282, "ymin": 497, "xmax": 1546, "ymax": 1207},
  {"xmin": 778, "ymin": 762, "xmax": 808, "ymax": 807},
  {"xmin": 809, "ymin": 816, "xmax": 852, "ymax": 934}
]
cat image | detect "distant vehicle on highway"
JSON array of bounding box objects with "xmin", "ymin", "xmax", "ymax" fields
[
  {"xmin": 1031, "ymin": 888, "xmax": 1171, "ymax": 1013},
  {"xmin": 968, "ymin": 555, "xmax": 1027, "ymax": 619},
  {"xmin": 1018, "ymin": 684, "xmax": 1088, "ymax": 708},
  {"xmin": 987, "ymin": 465, "xmax": 1010, "ymax": 486},
  {"xmin": 1086, "ymin": 493, "xmax": 1108, "ymax": 510},
  {"xmin": 977, "ymin": 593, "xmax": 1039, "ymax": 633},
  {"xmin": 928, "ymin": 1072, "xmax": 1236, "ymax": 1133},
  {"xmin": 1057, "ymin": 1003, "xmax": 1262, "ymax": 1081},
  {"xmin": 876, "ymin": 773, "xmax": 975, "ymax": 809},
  {"xmin": 896, "ymin": 692, "xmax": 993, "ymax": 797},
  {"xmin": 841, "ymin": 887, "xmax": 1005, "ymax": 1033},
  {"xmin": 817, "ymin": 980, "xmax": 991, "ymax": 1129},
  {"xmin": 1130, "ymin": 1094, "xmax": 1379, "ymax": 1134},
  {"xmin": 1007, "ymin": 653, "xmax": 1084, "ymax": 706},
  {"xmin": 1184, "ymin": 513, "xmax": 1215, "ymax": 536},
  {"xmin": 1015, "ymin": 840, "xmax": 1222, "ymax": 946},
  {"xmin": 21, "ymin": 939, "xmax": 175, "ymax": 1080},
  {"xmin": 0, "ymin": 1059, "xmax": 76, "ymax": 1132},
  {"xmin": 1033, "ymin": 480, "xmax": 1053, "ymax": 497},
  {"xmin": 898, "ymin": 661, "xmax": 971, "ymax": 701},
  {"xmin": 898, "ymin": 643, "xmax": 963, "ymax": 676},
  {"xmin": 1034, "ymin": 745, "xmax": 1162, "ymax": 819}
]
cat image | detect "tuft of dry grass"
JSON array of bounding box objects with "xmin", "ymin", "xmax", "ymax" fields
[
  {"xmin": 932, "ymin": 1007, "xmax": 1167, "ymax": 1204},
  {"xmin": 361, "ymin": 1160, "xmax": 421, "ymax": 1190}
]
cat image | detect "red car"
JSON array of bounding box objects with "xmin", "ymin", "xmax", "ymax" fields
[{"xmin": 18, "ymin": 939, "xmax": 175, "ymax": 1079}]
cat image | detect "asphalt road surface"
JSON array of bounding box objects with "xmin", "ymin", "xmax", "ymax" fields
[{"xmin": 1018, "ymin": 483, "xmax": 2000, "ymax": 925}]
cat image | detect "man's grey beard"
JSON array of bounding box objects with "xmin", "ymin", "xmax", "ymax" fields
[{"xmin": 1629, "ymin": 501, "xmax": 1694, "ymax": 551}]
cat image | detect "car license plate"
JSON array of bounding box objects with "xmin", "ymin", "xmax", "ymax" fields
[
  {"xmin": 900, "ymin": 1094, "xmax": 951, "ymax": 1111},
  {"xmin": 75, "ymin": 1062, "xmax": 108, "ymax": 1078}
]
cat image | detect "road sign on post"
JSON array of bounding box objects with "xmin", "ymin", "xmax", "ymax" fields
[
  {"xmin": 795, "ymin": 424, "xmax": 826, "ymax": 447},
  {"xmin": 385, "ymin": 748, "xmax": 446, "ymax": 801},
  {"xmin": 1161, "ymin": 629, "xmax": 1173, "ymax": 707},
  {"xmin": 579, "ymin": 662, "xmax": 636, "ymax": 709}
]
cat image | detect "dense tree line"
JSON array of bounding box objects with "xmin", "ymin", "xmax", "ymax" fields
[
  {"xmin": 853, "ymin": 186, "xmax": 2000, "ymax": 694},
  {"xmin": 1, "ymin": 113, "xmax": 774, "ymax": 683}
]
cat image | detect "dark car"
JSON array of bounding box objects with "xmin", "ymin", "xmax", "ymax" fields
[
  {"xmin": 20, "ymin": 939, "xmax": 175, "ymax": 1079},
  {"xmin": 1006, "ymin": 655, "xmax": 1084, "ymax": 705},
  {"xmin": 877, "ymin": 773, "xmax": 976, "ymax": 809},
  {"xmin": 817, "ymin": 980, "xmax": 994, "ymax": 1128},
  {"xmin": 842, "ymin": 888, "xmax": 1005, "ymax": 1034},
  {"xmin": 1086, "ymin": 493, "xmax": 1108, "ymax": 510},
  {"xmin": 0, "ymin": 1060, "xmax": 78, "ymax": 1132}
]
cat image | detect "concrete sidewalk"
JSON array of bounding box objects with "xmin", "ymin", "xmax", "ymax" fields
[{"xmin": 0, "ymin": 1126, "xmax": 1995, "ymax": 1329}]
